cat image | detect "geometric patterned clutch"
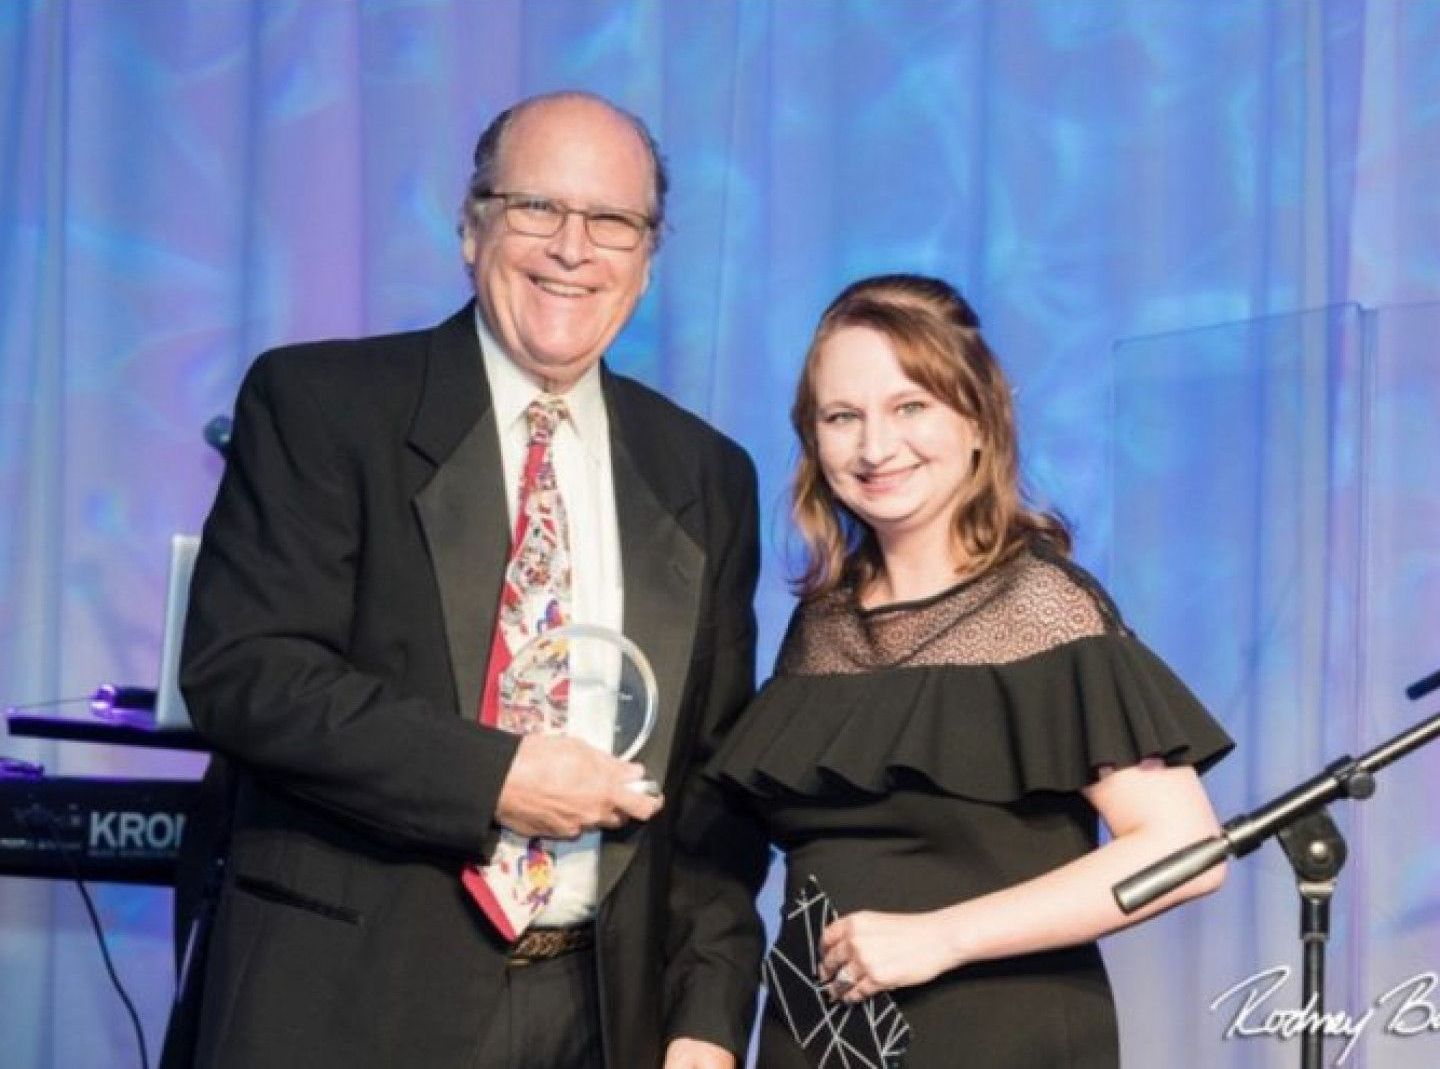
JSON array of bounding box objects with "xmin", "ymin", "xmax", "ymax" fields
[{"xmin": 762, "ymin": 875, "xmax": 912, "ymax": 1068}]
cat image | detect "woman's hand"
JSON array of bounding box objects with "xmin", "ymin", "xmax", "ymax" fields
[
  {"xmin": 819, "ymin": 909, "xmax": 961, "ymax": 1002},
  {"xmin": 663, "ymin": 1037, "xmax": 735, "ymax": 1069}
]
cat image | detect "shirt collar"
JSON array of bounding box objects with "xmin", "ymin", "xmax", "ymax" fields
[{"xmin": 474, "ymin": 305, "xmax": 608, "ymax": 460}]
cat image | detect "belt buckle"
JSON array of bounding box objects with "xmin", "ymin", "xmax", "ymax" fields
[{"xmin": 506, "ymin": 924, "xmax": 593, "ymax": 966}]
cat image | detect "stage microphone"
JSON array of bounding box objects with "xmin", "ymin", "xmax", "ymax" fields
[
  {"xmin": 203, "ymin": 415, "xmax": 233, "ymax": 457},
  {"xmin": 1407, "ymin": 667, "xmax": 1440, "ymax": 702}
]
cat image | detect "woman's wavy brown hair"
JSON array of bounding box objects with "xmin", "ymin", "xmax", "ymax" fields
[{"xmin": 790, "ymin": 273, "xmax": 1071, "ymax": 598}]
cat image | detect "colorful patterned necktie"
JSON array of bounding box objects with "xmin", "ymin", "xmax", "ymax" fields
[{"xmin": 463, "ymin": 395, "xmax": 572, "ymax": 942}]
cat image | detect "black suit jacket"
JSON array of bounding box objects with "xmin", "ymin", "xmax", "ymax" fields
[{"xmin": 180, "ymin": 306, "xmax": 769, "ymax": 1068}]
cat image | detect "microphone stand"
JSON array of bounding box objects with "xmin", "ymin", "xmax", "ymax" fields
[{"xmin": 1112, "ymin": 704, "xmax": 1440, "ymax": 1069}]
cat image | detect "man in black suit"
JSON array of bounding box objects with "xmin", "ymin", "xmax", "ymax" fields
[{"xmin": 180, "ymin": 91, "xmax": 767, "ymax": 1069}]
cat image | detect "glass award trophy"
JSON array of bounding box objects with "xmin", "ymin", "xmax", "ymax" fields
[{"xmin": 503, "ymin": 623, "xmax": 660, "ymax": 795}]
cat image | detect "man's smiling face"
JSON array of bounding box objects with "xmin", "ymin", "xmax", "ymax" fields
[{"xmin": 463, "ymin": 96, "xmax": 655, "ymax": 391}]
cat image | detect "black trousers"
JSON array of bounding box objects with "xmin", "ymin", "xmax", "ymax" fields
[{"xmin": 475, "ymin": 947, "xmax": 605, "ymax": 1069}]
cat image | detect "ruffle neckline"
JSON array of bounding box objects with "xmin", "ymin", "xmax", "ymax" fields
[{"xmin": 707, "ymin": 633, "xmax": 1233, "ymax": 804}]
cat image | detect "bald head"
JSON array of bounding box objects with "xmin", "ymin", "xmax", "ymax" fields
[{"xmin": 462, "ymin": 91, "xmax": 669, "ymax": 239}]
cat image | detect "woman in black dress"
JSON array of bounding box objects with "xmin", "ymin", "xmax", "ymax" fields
[{"xmin": 709, "ymin": 274, "xmax": 1232, "ymax": 1067}]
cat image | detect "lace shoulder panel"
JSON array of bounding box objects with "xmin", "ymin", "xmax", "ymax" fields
[{"xmin": 777, "ymin": 548, "xmax": 1127, "ymax": 675}]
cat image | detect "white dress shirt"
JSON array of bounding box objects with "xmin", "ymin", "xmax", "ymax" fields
[{"xmin": 476, "ymin": 310, "xmax": 623, "ymax": 925}]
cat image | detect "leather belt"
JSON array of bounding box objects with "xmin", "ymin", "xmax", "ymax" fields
[{"xmin": 506, "ymin": 924, "xmax": 595, "ymax": 966}]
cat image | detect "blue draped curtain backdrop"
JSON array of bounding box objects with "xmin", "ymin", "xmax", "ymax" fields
[{"xmin": 2, "ymin": 2, "xmax": 1437, "ymax": 1066}]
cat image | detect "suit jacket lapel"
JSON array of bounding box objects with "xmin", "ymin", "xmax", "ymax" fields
[
  {"xmin": 598, "ymin": 374, "xmax": 705, "ymax": 902},
  {"xmin": 409, "ymin": 305, "xmax": 510, "ymax": 721}
]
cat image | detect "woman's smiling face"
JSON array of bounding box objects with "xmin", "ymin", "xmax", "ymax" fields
[{"xmin": 812, "ymin": 325, "xmax": 981, "ymax": 552}]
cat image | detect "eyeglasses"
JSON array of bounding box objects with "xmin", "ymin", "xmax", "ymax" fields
[{"xmin": 476, "ymin": 192, "xmax": 654, "ymax": 251}]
